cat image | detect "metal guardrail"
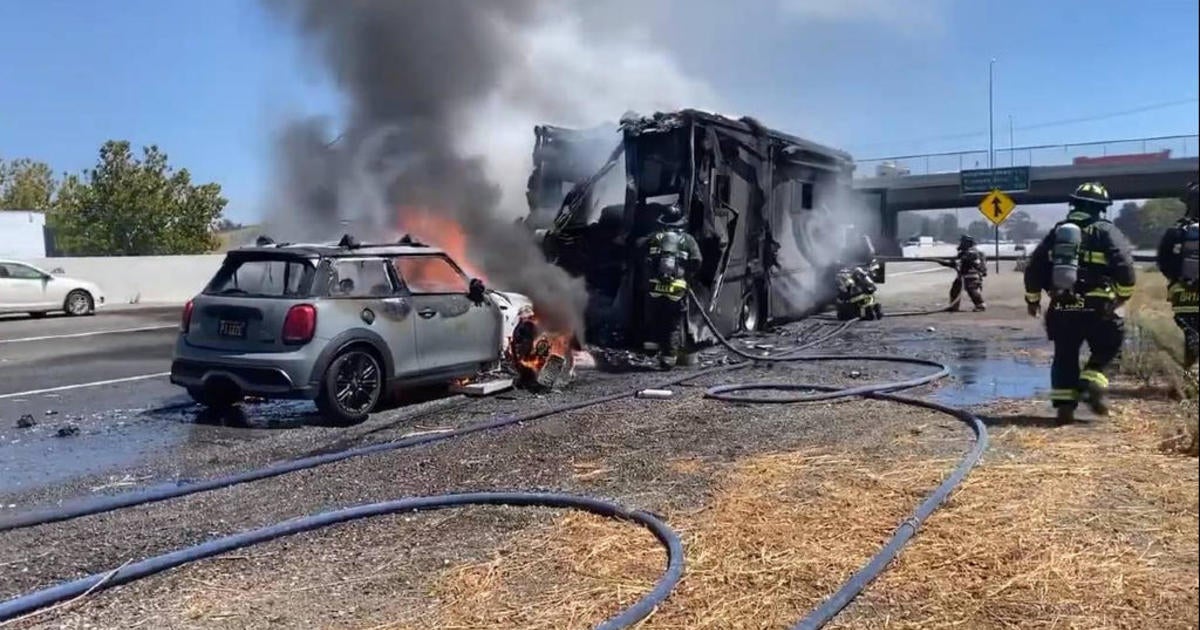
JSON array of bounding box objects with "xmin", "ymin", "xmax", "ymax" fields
[{"xmin": 856, "ymin": 134, "xmax": 1199, "ymax": 178}]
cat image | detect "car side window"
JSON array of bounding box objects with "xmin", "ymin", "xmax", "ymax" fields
[
  {"xmin": 0, "ymin": 263, "xmax": 43, "ymax": 280},
  {"xmin": 392, "ymin": 255, "xmax": 469, "ymax": 294},
  {"xmin": 327, "ymin": 258, "xmax": 396, "ymax": 298}
]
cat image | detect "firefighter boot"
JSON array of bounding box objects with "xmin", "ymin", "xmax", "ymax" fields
[
  {"xmin": 1080, "ymin": 378, "xmax": 1110, "ymax": 417},
  {"xmin": 973, "ymin": 302, "xmax": 987, "ymax": 312},
  {"xmin": 1056, "ymin": 405, "xmax": 1076, "ymax": 424}
]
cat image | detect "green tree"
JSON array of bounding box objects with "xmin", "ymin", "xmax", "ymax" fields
[
  {"xmin": 1111, "ymin": 198, "xmax": 1185, "ymax": 248},
  {"xmin": 935, "ymin": 213, "xmax": 960, "ymax": 243},
  {"xmin": 0, "ymin": 158, "xmax": 57, "ymax": 210},
  {"xmin": 48, "ymin": 141, "xmax": 226, "ymax": 255},
  {"xmin": 1003, "ymin": 210, "xmax": 1040, "ymax": 244},
  {"xmin": 1132, "ymin": 198, "xmax": 1184, "ymax": 248},
  {"xmin": 966, "ymin": 219, "xmax": 994, "ymax": 241},
  {"xmin": 897, "ymin": 213, "xmax": 923, "ymax": 239},
  {"xmin": 1113, "ymin": 201, "xmax": 1143, "ymax": 246}
]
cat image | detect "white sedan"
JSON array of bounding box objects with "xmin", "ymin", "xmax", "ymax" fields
[{"xmin": 0, "ymin": 259, "xmax": 105, "ymax": 317}]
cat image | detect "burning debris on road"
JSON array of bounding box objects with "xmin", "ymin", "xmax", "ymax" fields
[{"xmin": 506, "ymin": 305, "xmax": 578, "ymax": 390}]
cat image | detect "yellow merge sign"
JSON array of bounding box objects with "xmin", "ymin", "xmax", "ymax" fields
[{"xmin": 978, "ymin": 189, "xmax": 1016, "ymax": 226}]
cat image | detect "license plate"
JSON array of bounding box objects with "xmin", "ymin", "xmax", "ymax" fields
[{"xmin": 218, "ymin": 320, "xmax": 246, "ymax": 338}]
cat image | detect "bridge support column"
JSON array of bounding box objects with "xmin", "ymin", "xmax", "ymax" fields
[{"xmin": 878, "ymin": 190, "xmax": 900, "ymax": 256}]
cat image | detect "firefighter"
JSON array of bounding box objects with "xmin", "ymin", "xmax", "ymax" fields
[
  {"xmin": 1024, "ymin": 182, "xmax": 1137, "ymax": 422},
  {"xmin": 641, "ymin": 203, "xmax": 702, "ymax": 370},
  {"xmin": 1156, "ymin": 180, "xmax": 1199, "ymax": 373},
  {"xmin": 948, "ymin": 234, "xmax": 988, "ymax": 312},
  {"xmin": 834, "ymin": 265, "xmax": 883, "ymax": 321}
]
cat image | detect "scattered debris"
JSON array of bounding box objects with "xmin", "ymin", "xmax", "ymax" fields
[
  {"xmin": 450, "ymin": 378, "xmax": 514, "ymax": 397},
  {"xmin": 927, "ymin": 326, "xmax": 937, "ymax": 332},
  {"xmin": 55, "ymin": 425, "xmax": 80, "ymax": 438},
  {"xmin": 636, "ymin": 389, "xmax": 675, "ymax": 400},
  {"xmin": 90, "ymin": 475, "xmax": 152, "ymax": 492},
  {"xmin": 16, "ymin": 414, "xmax": 37, "ymax": 429},
  {"xmin": 44, "ymin": 409, "xmax": 58, "ymax": 416},
  {"xmin": 573, "ymin": 351, "xmax": 597, "ymax": 370},
  {"xmin": 848, "ymin": 370, "xmax": 863, "ymax": 379}
]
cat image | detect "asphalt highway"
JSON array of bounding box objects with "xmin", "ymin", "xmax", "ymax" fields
[
  {"xmin": 0, "ymin": 261, "xmax": 956, "ymax": 495},
  {"xmin": 0, "ymin": 262, "xmax": 954, "ymax": 406},
  {"xmin": 0, "ymin": 307, "xmax": 180, "ymax": 400}
]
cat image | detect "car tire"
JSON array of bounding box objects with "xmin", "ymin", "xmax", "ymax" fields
[
  {"xmin": 64, "ymin": 290, "xmax": 94, "ymax": 316},
  {"xmin": 316, "ymin": 347, "xmax": 384, "ymax": 426},
  {"xmin": 187, "ymin": 385, "xmax": 242, "ymax": 410}
]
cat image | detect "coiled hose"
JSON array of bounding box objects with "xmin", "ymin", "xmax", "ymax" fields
[{"xmin": 0, "ymin": 492, "xmax": 683, "ymax": 629}]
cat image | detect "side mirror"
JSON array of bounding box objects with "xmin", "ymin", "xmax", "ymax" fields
[{"xmin": 468, "ymin": 278, "xmax": 486, "ymax": 304}]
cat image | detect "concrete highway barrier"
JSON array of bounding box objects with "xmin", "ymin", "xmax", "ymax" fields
[
  {"xmin": 18, "ymin": 243, "xmax": 1074, "ymax": 309},
  {"xmin": 28, "ymin": 255, "xmax": 224, "ymax": 306}
]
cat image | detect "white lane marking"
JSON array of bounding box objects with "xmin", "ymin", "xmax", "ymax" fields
[
  {"xmin": 0, "ymin": 372, "xmax": 171, "ymax": 400},
  {"xmin": 889, "ymin": 266, "xmax": 950, "ymax": 278},
  {"xmin": 0, "ymin": 325, "xmax": 176, "ymax": 345}
]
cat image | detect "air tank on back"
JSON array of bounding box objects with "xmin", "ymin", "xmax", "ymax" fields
[{"xmin": 1050, "ymin": 222, "xmax": 1083, "ymax": 293}]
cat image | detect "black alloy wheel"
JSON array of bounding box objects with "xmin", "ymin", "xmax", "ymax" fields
[{"xmin": 317, "ymin": 348, "xmax": 383, "ymax": 425}]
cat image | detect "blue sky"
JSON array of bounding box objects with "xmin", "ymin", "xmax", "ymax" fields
[{"xmin": 1, "ymin": 0, "xmax": 1197, "ymax": 224}]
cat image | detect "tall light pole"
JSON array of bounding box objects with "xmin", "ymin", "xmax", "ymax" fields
[
  {"xmin": 989, "ymin": 58, "xmax": 999, "ymax": 273},
  {"xmin": 1009, "ymin": 115, "xmax": 1015, "ymax": 167}
]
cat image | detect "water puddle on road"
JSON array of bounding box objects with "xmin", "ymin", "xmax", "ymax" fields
[
  {"xmin": 0, "ymin": 420, "xmax": 194, "ymax": 496},
  {"xmin": 890, "ymin": 335, "xmax": 1048, "ymax": 407},
  {"xmin": 0, "ymin": 398, "xmax": 322, "ymax": 497}
]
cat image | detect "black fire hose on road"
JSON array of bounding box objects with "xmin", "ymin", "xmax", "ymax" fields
[
  {"xmin": 0, "ymin": 319, "xmax": 852, "ymax": 625},
  {"xmin": 0, "ymin": 390, "xmax": 637, "ymax": 533},
  {"xmin": 687, "ymin": 290, "xmax": 989, "ymax": 630},
  {"xmin": 0, "ymin": 492, "xmax": 684, "ymax": 630},
  {"xmin": 2, "ymin": 292, "xmax": 985, "ymax": 629}
]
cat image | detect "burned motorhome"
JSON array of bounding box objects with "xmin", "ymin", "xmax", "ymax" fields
[
  {"xmin": 525, "ymin": 123, "xmax": 623, "ymax": 231},
  {"xmin": 526, "ymin": 109, "xmax": 866, "ymax": 354}
]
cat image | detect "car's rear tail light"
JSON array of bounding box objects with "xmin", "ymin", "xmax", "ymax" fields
[
  {"xmin": 181, "ymin": 299, "xmax": 194, "ymax": 333},
  {"xmin": 282, "ymin": 304, "xmax": 317, "ymax": 345}
]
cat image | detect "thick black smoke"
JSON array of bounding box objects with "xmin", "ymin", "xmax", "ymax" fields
[{"xmin": 263, "ymin": 0, "xmax": 587, "ymax": 333}]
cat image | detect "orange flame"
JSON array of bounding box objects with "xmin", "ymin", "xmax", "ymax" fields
[
  {"xmin": 395, "ymin": 207, "xmax": 486, "ymax": 280},
  {"xmin": 508, "ymin": 310, "xmax": 575, "ymax": 379}
]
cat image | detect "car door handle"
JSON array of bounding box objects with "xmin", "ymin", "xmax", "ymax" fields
[{"xmin": 418, "ymin": 308, "xmax": 437, "ymax": 319}]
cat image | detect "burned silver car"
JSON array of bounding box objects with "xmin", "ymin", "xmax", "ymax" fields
[
  {"xmin": 526, "ymin": 109, "xmax": 866, "ymax": 354},
  {"xmin": 171, "ymin": 236, "xmax": 527, "ymax": 425}
]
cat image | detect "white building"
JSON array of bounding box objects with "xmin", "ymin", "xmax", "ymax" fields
[{"xmin": 0, "ymin": 210, "xmax": 48, "ymax": 258}]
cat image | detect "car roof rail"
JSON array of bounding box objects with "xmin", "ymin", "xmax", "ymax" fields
[
  {"xmin": 337, "ymin": 234, "xmax": 362, "ymax": 249},
  {"xmin": 396, "ymin": 234, "xmax": 428, "ymax": 247}
]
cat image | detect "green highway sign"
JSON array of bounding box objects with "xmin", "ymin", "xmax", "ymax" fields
[{"xmin": 960, "ymin": 166, "xmax": 1030, "ymax": 195}]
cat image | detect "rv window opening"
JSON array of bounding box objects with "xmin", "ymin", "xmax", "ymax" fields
[{"xmin": 801, "ymin": 182, "xmax": 814, "ymax": 210}]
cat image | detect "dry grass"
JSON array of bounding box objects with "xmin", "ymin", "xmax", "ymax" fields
[
  {"xmin": 1118, "ymin": 271, "xmax": 1199, "ymax": 454},
  {"xmin": 404, "ymin": 450, "xmax": 948, "ymax": 630},
  {"xmin": 834, "ymin": 399, "xmax": 1199, "ymax": 629},
  {"xmin": 403, "ymin": 400, "xmax": 1198, "ymax": 630},
  {"xmin": 1120, "ymin": 272, "xmax": 1198, "ymax": 400}
]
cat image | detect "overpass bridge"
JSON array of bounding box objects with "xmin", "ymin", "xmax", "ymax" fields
[{"xmin": 852, "ymin": 135, "xmax": 1199, "ymax": 247}]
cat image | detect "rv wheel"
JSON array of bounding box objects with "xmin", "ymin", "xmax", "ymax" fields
[{"xmin": 739, "ymin": 289, "xmax": 761, "ymax": 333}]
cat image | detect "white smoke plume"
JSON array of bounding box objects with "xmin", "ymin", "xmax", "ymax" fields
[{"xmin": 260, "ymin": 0, "xmax": 716, "ymax": 334}]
